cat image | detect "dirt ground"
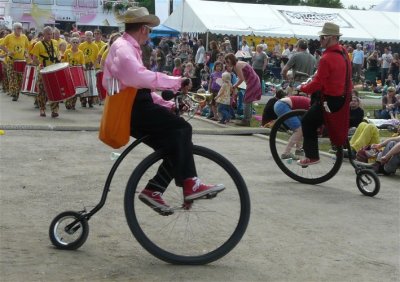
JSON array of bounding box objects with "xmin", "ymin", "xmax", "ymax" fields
[{"xmin": 0, "ymin": 130, "xmax": 399, "ymax": 282}]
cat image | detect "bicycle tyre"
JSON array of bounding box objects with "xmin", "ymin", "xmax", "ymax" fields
[
  {"xmin": 49, "ymin": 211, "xmax": 89, "ymax": 250},
  {"xmin": 356, "ymin": 169, "xmax": 380, "ymax": 197},
  {"xmin": 269, "ymin": 109, "xmax": 343, "ymax": 184},
  {"xmin": 124, "ymin": 145, "xmax": 250, "ymax": 265}
]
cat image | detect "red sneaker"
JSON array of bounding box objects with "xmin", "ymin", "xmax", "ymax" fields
[
  {"xmin": 138, "ymin": 188, "xmax": 173, "ymax": 215},
  {"xmin": 183, "ymin": 177, "xmax": 225, "ymax": 201},
  {"xmin": 297, "ymin": 158, "xmax": 320, "ymax": 167}
]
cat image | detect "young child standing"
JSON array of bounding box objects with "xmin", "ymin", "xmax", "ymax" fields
[
  {"xmin": 215, "ymin": 71, "xmax": 232, "ymax": 124},
  {"xmin": 173, "ymin": 57, "xmax": 182, "ymax": 76},
  {"xmin": 208, "ymin": 61, "xmax": 223, "ymax": 120},
  {"xmin": 183, "ymin": 62, "xmax": 195, "ymax": 78}
]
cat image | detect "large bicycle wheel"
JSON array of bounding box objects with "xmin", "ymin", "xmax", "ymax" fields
[
  {"xmin": 269, "ymin": 110, "xmax": 343, "ymax": 184},
  {"xmin": 124, "ymin": 145, "xmax": 250, "ymax": 265}
]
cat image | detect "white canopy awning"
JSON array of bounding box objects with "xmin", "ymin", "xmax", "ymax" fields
[{"xmin": 163, "ymin": 0, "xmax": 400, "ymax": 43}]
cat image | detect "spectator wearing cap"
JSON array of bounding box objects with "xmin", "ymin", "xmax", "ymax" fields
[
  {"xmin": 352, "ymin": 44, "xmax": 364, "ymax": 82},
  {"xmin": 281, "ymin": 39, "xmax": 316, "ymax": 83}
]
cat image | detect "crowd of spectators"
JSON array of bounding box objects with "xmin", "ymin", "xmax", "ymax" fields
[{"xmin": 1, "ymin": 24, "xmax": 400, "ymax": 123}]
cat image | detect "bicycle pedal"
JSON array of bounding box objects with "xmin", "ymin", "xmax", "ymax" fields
[
  {"xmin": 206, "ymin": 192, "xmax": 218, "ymax": 199},
  {"xmin": 182, "ymin": 201, "xmax": 193, "ymax": 210},
  {"xmin": 159, "ymin": 209, "xmax": 174, "ymax": 216}
]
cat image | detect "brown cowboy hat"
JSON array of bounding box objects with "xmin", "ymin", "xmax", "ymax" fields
[
  {"xmin": 318, "ymin": 22, "xmax": 342, "ymax": 36},
  {"xmin": 115, "ymin": 7, "xmax": 160, "ymax": 27}
]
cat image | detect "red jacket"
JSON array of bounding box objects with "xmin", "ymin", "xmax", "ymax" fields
[
  {"xmin": 301, "ymin": 44, "xmax": 353, "ymax": 146},
  {"xmin": 300, "ymin": 44, "xmax": 352, "ymax": 97}
]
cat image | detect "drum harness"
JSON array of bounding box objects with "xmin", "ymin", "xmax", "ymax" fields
[{"xmin": 40, "ymin": 40, "xmax": 60, "ymax": 67}]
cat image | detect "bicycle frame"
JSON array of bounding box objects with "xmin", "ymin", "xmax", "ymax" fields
[{"xmin": 66, "ymin": 136, "xmax": 149, "ymax": 228}]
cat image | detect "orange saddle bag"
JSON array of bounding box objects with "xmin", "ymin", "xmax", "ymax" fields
[{"xmin": 99, "ymin": 87, "xmax": 137, "ymax": 149}]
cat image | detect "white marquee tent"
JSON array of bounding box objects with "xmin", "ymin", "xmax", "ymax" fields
[{"xmin": 163, "ymin": 0, "xmax": 400, "ymax": 43}]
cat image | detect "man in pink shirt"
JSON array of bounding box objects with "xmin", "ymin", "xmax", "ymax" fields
[{"xmin": 103, "ymin": 7, "xmax": 224, "ymax": 214}]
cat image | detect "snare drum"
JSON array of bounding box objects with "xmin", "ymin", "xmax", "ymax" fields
[
  {"xmin": 96, "ymin": 70, "xmax": 107, "ymax": 100},
  {"xmin": 69, "ymin": 66, "xmax": 88, "ymax": 95},
  {"xmin": 81, "ymin": 69, "xmax": 98, "ymax": 97},
  {"xmin": 21, "ymin": 65, "xmax": 38, "ymax": 96},
  {"xmin": 40, "ymin": 63, "xmax": 75, "ymax": 102},
  {"xmin": 13, "ymin": 60, "xmax": 26, "ymax": 73}
]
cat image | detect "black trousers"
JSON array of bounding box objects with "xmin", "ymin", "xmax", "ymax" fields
[
  {"xmin": 254, "ymin": 68, "xmax": 263, "ymax": 85},
  {"xmin": 130, "ymin": 90, "xmax": 197, "ymax": 192},
  {"xmin": 302, "ymin": 95, "xmax": 345, "ymax": 159}
]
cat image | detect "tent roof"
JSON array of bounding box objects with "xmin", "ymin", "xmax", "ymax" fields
[
  {"xmin": 150, "ymin": 24, "xmax": 180, "ymax": 38},
  {"xmin": 163, "ymin": 0, "xmax": 400, "ymax": 43},
  {"xmin": 153, "ymin": 24, "xmax": 180, "ymax": 33}
]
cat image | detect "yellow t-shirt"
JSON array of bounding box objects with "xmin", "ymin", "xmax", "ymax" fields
[
  {"xmin": 29, "ymin": 38, "xmax": 38, "ymax": 53},
  {"xmin": 0, "ymin": 38, "xmax": 5, "ymax": 58},
  {"xmin": 95, "ymin": 40, "xmax": 106, "ymax": 52},
  {"xmin": 0, "ymin": 38, "xmax": 7, "ymax": 63},
  {"xmin": 78, "ymin": 41, "xmax": 99, "ymax": 66},
  {"xmin": 54, "ymin": 38, "xmax": 66, "ymax": 47},
  {"xmin": 97, "ymin": 44, "xmax": 108, "ymax": 69},
  {"xmin": 100, "ymin": 48, "xmax": 110, "ymax": 69},
  {"xmin": 1, "ymin": 33, "xmax": 29, "ymax": 60},
  {"xmin": 31, "ymin": 40, "xmax": 60, "ymax": 67},
  {"xmin": 94, "ymin": 40, "xmax": 106, "ymax": 69},
  {"xmin": 63, "ymin": 49, "xmax": 85, "ymax": 66}
]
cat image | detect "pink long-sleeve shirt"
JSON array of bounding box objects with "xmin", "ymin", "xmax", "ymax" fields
[{"xmin": 102, "ymin": 33, "xmax": 181, "ymax": 108}]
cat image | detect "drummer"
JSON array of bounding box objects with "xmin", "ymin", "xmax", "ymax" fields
[
  {"xmin": 94, "ymin": 29, "xmax": 106, "ymax": 69},
  {"xmin": 0, "ymin": 29, "xmax": 11, "ymax": 93},
  {"xmin": 79, "ymin": 31, "xmax": 99, "ymax": 108},
  {"xmin": 63, "ymin": 37, "xmax": 85, "ymax": 110},
  {"xmin": 28, "ymin": 32, "xmax": 44, "ymax": 109},
  {"xmin": 31, "ymin": 26, "xmax": 61, "ymax": 118},
  {"xmin": 53, "ymin": 27, "xmax": 66, "ymax": 48},
  {"xmin": 66, "ymin": 32, "xmax": 80, "ymax": 50},
  {"xmin": 0, "ymin": 22, "xmax": 29, "ymax": 102}
]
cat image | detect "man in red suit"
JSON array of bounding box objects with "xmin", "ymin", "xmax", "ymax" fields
[{"xmin": 297, "ymin": 22, "xmax": 353, "ymax": 166}]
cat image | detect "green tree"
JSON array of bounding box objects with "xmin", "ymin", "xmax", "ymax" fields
[{"xmin": 137, "ymin": 0, "xmax": 155, "ymax": 14}]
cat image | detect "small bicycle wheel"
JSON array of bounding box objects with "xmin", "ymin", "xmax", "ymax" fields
[
  {"xmin": 49, "ymin": 211, "xmax": 89, "ymax": 250},
  {"xmin": 356, "ymin": 169, "xmax": 380, "ymax": 197},
  {"xmin": 186, "ymin": 102, "xmax": 199, "ymax": 120},
  {"xmin": 269, "ymin": 110, "xmax": 343, "ymax": 185},
  {"xmin": 182, "ymin": 95, "xmax": 199, "ymax": 120},
  {"xmin": 124, "ymin": 145, "xmax": 250, "ymax": 265}
]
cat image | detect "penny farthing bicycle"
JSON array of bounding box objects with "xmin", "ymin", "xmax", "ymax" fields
[
  {"xmin": 49, "ymin": 91, "xmax": 251, "ymax": 265},
  {"xmin": 269, "ymin": 109, "xmax": 380, "ymax": 197}
]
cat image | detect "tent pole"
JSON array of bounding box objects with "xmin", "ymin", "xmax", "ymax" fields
[{"xmin": 206, "ymin": 31, "xmax": 209, "ymax": 51}]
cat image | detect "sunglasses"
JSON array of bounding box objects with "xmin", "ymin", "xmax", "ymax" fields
[
  {"xmin": 71, "ymin": 41, "xmax": 79, "ymax": 44},
  {"xmin": 319, "ymin": 35, "xmax": 330, "ymax": 40},
  {"xmin": 144, "ymin": 25, "xmax": 153, "ymax": 33}
]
